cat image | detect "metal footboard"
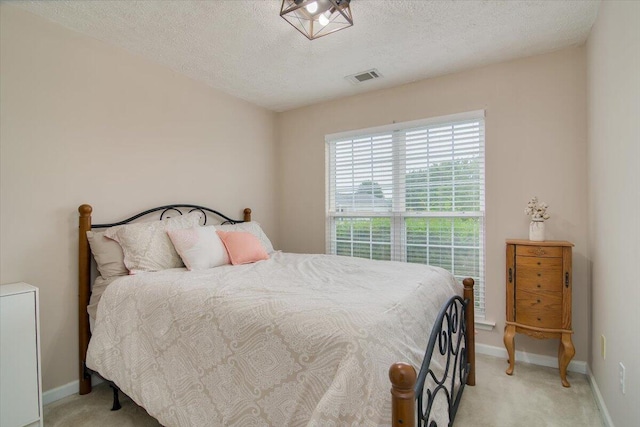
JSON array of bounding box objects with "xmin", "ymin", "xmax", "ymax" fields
[{"xmin": 390, "ymin": 278, "xmax": 475, "ymax": 427}]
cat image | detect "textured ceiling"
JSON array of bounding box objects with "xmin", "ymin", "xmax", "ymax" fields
[{"xmin": 12, "ymin": 0, "xmax": 600, "ymax": 112}]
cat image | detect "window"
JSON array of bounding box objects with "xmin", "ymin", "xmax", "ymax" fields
[{"xmin": 326, "ymin": 111, "xmax": 486, "ymax": 316}]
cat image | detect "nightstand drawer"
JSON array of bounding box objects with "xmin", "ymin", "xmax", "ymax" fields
[
  {"xmin": 515, "ymin": 255, "xmax": 562, "ymax": 270},
  {"xmin": 516, "ymin": 289, "xmax": 562, "ymax": 311},
  {"xmin": 515, "ymin": 245, "xmax": 563, "ymax": 258},
  {"xmin": 515, "ymin": 256, "xmax": 562, "ymax": 292},
  {"xmin": 515, "ymin": 302, "xmax": 562, "ymax": 329}
]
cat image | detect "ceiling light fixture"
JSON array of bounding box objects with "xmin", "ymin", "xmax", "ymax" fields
[
  {"xmin": 305, "ymin": 1, "xmax": 318, "ymax": 13},
  {"xmin": 280, "ymin": 0, "xmax": 353, "ymax": 40}
]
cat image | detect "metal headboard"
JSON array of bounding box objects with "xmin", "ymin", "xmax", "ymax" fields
[
  {"xmin": 78, "ymin": 203, "xmax": 252, "ymax": 395},
  {"xmin": 91, "ymin": 204, "xmax": 249, "ymax": 228}
]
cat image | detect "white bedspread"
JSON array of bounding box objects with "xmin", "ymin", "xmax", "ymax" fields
[{"xmin": 87, "ymin": 252, "xmax": 461, "ymax": 427}]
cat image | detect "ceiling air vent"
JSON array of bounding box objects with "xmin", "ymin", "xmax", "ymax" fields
[{"xmin": 346, "ymin": 69, "xmax": 383, "ymax": 85}]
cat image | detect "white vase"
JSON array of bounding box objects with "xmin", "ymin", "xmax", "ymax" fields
[{"xmin": 529, "ymin": 220, "xmax": 545, "ymax": 241}]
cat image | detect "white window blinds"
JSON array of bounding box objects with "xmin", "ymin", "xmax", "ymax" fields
[{"xmin": 326, "ymin": 111, "xmax": 486, "ymax": 316}]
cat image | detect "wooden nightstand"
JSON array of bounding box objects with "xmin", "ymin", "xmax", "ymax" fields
[{"xmin": 503, "ymin": 239, "xmax": 575, "ymax": 387}]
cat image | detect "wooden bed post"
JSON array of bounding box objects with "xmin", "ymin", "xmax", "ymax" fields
[
  {"xmin": 389, "ymin": 362, "xmax": 416, "ymax": 427},
  {"xmin": 463, "ymin": 278, "xmax": 476, "ymax": 386},
  {"xmin": 243, "ymin": 208, "xmax": 252, "ymax": 222},
  {"xmin": 78, "ymin": 204, "xmax": 92, "ymax": 395}
]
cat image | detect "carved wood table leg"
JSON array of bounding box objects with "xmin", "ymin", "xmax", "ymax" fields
[
  {"xmin": 559, "ymin": 333, "xmax": 575, "ymax": 387},
  {"xmin": 504, "ymin": 324, "xmax": 516, "ymax": 375}
]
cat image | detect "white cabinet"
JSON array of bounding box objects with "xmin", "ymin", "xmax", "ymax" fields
[{"xmin": 0, "ymin": 283, "xmax": 43, "ymax": 427}]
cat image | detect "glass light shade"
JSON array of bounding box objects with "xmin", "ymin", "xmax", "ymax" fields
[
  {"xmin": 280, "ymin": 0, "xmax": 353, "ymax": 40},
  {"xmin": 305, "ymin": 1, "xmax": 318, "ymax": 13},
  {"xmin": 318, "ymin": 12, "xmax": 330, "ymax": 26}
]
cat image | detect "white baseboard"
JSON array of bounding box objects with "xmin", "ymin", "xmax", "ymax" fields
[
  {"xmin": 476, "ymin": 343, "xmax": 588, "ymax": 374},
  {"xmin": 587, "ymin": 367, "xmax": 615, "ymax": 427},
  {"xmin": 42, "ymin": 377, "xmax": 103, "ymax": 406},
  {"xmin": 42, "ymin": 380, "xmax": 78, "ymax": 406}
]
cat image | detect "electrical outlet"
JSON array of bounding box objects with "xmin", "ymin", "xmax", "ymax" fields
[
  {"xmin": 601, "ymin": 335, "xmax": 606, "ymax": 359},
  {"xmin": 619, "ymin": 362, "xmax": 626, "ymax": 394}
]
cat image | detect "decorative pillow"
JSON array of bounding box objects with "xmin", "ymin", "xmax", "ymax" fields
[
  {"xmin": 104, "ymin": 211, "xmax": 202, "ymax": 274},
  {"xmin": 87, "ymin": 230, "xmax": 128, "ymax": 278},
  {"xmin": 216, "ymin": 230, "xmax": 270, "ymax": 265},
  {"xmin": 167, "ymin": 226, "xmax": 229, "ymax": 271},
  {"xmin": 216, "ymin": 222, "xmax": 275, "ymax": 254}
]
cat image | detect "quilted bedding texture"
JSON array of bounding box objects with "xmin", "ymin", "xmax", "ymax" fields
[{"xmin": 87, "ymin": 252, "xmax": 461, "ymax": 426}]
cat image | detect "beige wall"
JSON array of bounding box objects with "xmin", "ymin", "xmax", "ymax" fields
[
  {"xmin": 277, "ymin": 48, "xmax": 589, "ymax": 362},
  {"xmin": 0, "ymin": 5, "xmax": 278, "ymax": 392},
  {"xmin": 587, "ymin": 1, "xmax": 640, "ymax": 425},
  {"xmin": 1, "ymin": 1, "xmax": 606, "ymax": 400}
]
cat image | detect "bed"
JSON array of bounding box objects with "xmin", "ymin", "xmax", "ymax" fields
[{"xmin": 78, "ymin": 204, "xmax": 475, "ymax": 427}]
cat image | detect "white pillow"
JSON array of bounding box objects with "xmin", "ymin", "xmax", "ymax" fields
[
  {"xmin": 104, "ymin": 211, "xmax": 202, "ymax": 274},
  {"xmin": 216, "ymin": 221, "xmax": 275, "ymax": 254},
  {"xmin": 167, "ymin": 226, "xmax": 230, "ymax": 270}
]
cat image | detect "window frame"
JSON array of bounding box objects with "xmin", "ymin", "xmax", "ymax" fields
[{"xmin": 325, "ymin": 110, "xmax": 486, "ymax": 317}]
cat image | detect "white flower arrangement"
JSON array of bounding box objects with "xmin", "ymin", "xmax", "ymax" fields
[{"xmin": 525, "ymin": 196, "xmax": 550, "ymax": 221}]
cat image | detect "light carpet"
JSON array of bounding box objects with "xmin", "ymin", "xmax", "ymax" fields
[{"xmin": 44, "ymin": 354, "xmax": 603, "ymax": 426}]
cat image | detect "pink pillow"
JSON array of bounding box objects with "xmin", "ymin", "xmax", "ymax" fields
[{"xmin": 216, "ymin": 230, "xmax": 269, "ymax": 265}]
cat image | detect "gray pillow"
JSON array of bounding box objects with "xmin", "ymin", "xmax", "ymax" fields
[{"xmin": 87, "ymin": 230, "xmax": 128, "ymax": 278}]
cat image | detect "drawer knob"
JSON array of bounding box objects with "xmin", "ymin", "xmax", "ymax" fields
[
  {"xmin": 537, "ymin": 299, "xmax": 541, "ymax": 303},
  {"xmin": 537, "ymin": 317, "xmax": 541, "ymax": 321},
  {"xmin": 537, "ymin": 284, "xmax": 541, "ymax": 288},
  {"xmin": 537, "ymin": 261, "xmax": 541, "ymax": 266},
  {"xmin": 537, "ymin": 273, "xmax": 542, "ymax": 277}
]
